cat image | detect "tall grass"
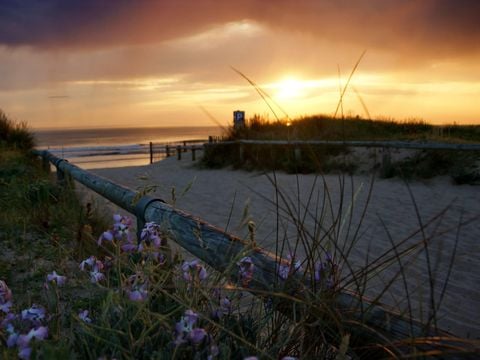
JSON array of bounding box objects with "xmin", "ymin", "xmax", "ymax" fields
[
  {"xmin": 202, "ymin": 115, "xmax": 480, "ymax": 182},
  {"xmin": 228, "ymin": 114, "xmax": 480, "ymax": 143},
  {"xmin": 0, "ymin": 109, "xmax": 35, "ymax": 151}
]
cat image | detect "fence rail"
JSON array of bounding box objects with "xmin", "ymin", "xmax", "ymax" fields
[{"xmin": 30, "ymin": 148, "xmax": 468, "ymax": 353}]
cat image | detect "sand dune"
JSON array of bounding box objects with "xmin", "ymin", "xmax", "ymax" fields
[{"xmin": 90, "ymin": 153, "xmax": 480, "ymax": 339}]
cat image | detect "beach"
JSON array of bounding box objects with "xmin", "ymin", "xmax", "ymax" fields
[{"xmin": 90, "ymin": 152, "xmax": 480, "ymax": 339}]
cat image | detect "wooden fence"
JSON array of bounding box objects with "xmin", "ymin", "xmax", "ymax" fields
[
  {"xmin": 150, "ymin": 139, "xmax": 206, "ymax": 163},
  {"xmin": 30, "ymin": 148, "xmax": 473, "ymax": 356}
]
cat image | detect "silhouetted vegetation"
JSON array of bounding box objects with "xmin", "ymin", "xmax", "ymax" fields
[
  {"xmin": 228, "ymin": 114, "xmax": 480, "ymax": 142},
  {"xmin": 0, "ymin": 109, "xmax": 35, "ymax": 151},
  {"xmin": 202, "ymin": 115, "xmax": 480, "ymax": 182}
]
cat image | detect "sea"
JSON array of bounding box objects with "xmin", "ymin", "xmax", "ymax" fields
[{"xmin": 34, "ymin": 126, "xmax": 221, "ymax": 169}]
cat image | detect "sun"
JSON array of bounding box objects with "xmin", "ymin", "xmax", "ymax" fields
[{"xmin": 275, "ymin": 77, "xmax": 305, "ymax": 100}]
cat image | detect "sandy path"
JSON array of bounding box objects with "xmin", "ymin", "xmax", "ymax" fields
[{"xmin": 90, "ymin": 154, "xmax": 480, "ymax": 338}]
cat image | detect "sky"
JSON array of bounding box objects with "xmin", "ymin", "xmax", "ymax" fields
[{"xmin": 0, "ymin": 0, "xmax": 479, "ymax": 130}]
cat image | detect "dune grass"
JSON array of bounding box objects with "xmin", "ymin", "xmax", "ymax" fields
[
  {"xmin": 227, "ymin": 113, "xmax": 480, "ymax": 143},
  {"xmin": 0, "ymin": 110, "xmax": 35, "ymax": 151},
  {"xmin": 201, "ymin": 115, "xmax": 480, "ymax": 183}
]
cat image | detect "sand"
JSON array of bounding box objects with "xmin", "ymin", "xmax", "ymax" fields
[{"xmin": 89, "ymin": 152, "xmax": 480, "ymax": 339}]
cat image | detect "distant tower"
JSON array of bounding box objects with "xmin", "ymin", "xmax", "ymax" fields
[{"xmin": 233, "ymin": 110, "xmax": 245, "ymax": 129}]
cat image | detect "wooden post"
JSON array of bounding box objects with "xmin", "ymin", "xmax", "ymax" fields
[
  {"xmin": 166, "ymin": 145, "xmax": 170, "ymax": 157},
  {"xmin": 183, "ymin": 141, "xmax": 187, "ymax": 152},
  {"xmin": 192, "ymin": 147, "xmax": 196, "ymax": 161},
  {"xmin": 149, "ymin": 142, "xmax": 153, "ymax": 164},
  {"xmin": 56, "ymin": 167, "xmax": 65, "ymax": 186},
  {"xmin": 42, "ymin": 155, "xmax": 50, "ymax": 173},
  {"xmin": 294, "ymin": 147, "xmax": 301, "ymax": 162},
  {"xmin": 239, "ymin": 144, "xmax": 244, "ymax": 162},
  {"xmin": 177, "ymin": 145, "xmax": 182, "ymax": 160}
]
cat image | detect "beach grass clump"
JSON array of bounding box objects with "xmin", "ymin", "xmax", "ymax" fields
[
  {"xmin": 0, "ymin": 109, "xmax": 35, "ymax": 151},
  {"xmin": 203, "ymin": 114, "xmax": 480, "ymax": 181},
  {"xmin": 380, "ymin": 149, "xmax": 480, "ymax": 183},
  {"xmin": 227, "ymin": 114, "xmax": 480, "ymax": 142}
]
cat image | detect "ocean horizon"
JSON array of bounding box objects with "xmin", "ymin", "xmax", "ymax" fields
[{"xmin": 34, "ymin": 126, "xmax": 222, "ymax": 169}]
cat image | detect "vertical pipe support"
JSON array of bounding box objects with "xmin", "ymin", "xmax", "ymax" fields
[
  {"xmin": 134, "ymin": 195, "xmax": 165, "ymax": 241},
  {"xmin": 294, "ymin": 147, "xmax": 301, "ymax": 162},
  {"xmin": 41, "ymin": 152, "xmax": 50, "ymax": 173},
  {"xmin": 55, "ymin": 159, "xmax": 66, "ymax": 187},
  {"xmin": 149, "ymin": 142, "xmax": 153, "ymax": 164},
  {"xmin": 177, "ymin": 145, "xmax": 182, "ymax": 160},
  {"xmin": 166, "ymin": 145, "xmax": 170, "ymax": 157},
  {"xmin": 192, "ymin": 148, "xmax": 196, "ymax": 161},
  {"xmin": 239, "ymin": 143, "xmax": 244, "ymax": 162}
]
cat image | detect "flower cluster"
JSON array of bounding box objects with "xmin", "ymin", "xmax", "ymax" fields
[
  {"xmin": 1, "ymin": 282, "xmax": 49, "ymax": 360},
  {"xmin": 314, "ymin": 251, "xmax": 337, "ymax": 290},
  {"xmin": 98, "ymin": 214, "xmax": 134, "ymax": 246},
  {"xmin": 173, "ymin": 309, "xmax": 218, "ymax": 358},
  {"xmin": 79, "ymin": 256, "xmax": 106, "ymax": 283},
  {"xmin": 237, "ymin": 257, "xmax": 255, "ymax": 287},
  {"xmin": 140, "ymin": 222, "xmax": 162, "ymax": 247},
  {"xmin": 45, "ymin": 271, "xmax": 67, "ymax": 287},
  {"xmin": 278, "ymin": 253, "xmax": 302, "ymax": 280},
  {"xmin": 181, "ymin": 259, "xmax": 208, "ymax": 283},
  {"xmin": 210, "ymin": 288, "xmax": 232, "ymax": 320},
  {"xmin": 1, "ymin": 280, "xmax": 12, "ymax": 314},
  {"xmin": 124, "ymin": 273, "xmax": 148, "ymax": 302},
  {"xmin": 78, "ymin": 309, "xmax": 92, "ymax": 323},
  {"xmin": 127, "ymin": 221, "xmax": 165, "ymax": 262}
]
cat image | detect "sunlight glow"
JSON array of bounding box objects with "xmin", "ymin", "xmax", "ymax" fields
[{"xmin": 274, "ymin": 77, "xmax": 306, "ymax": 100}]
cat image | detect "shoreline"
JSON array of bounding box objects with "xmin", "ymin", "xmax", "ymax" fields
[{"xmin": 88, "ymin": 154, "xmax": 480, "ymax": 338}]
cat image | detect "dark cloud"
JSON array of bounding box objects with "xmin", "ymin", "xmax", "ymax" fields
[{"xmin": 0, "ymin": 0, "xmax": 479, "ymax": 59}]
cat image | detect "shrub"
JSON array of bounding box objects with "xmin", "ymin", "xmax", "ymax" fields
[{"xmin": 0, "ymin": 109, "xmax": 35, "ymax": 151}]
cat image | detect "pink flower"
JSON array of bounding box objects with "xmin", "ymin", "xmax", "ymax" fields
[
  {"xmin": 0, "ymin": 280, "xmax": 12, "ymax": 303},
  {"xmin": 127, "ymin": 286, "xmax": 148, "ymax": 302},
  {"xmin": 7, "ymin": 331, "xmax": 19, "ymax": 348},
  {"xmin": 278, "ymin": 254, "xmax": 302, "ymax": 280},
  {"xmin": 112, "ymin": 214, "xmax": 132, "ymax": 239},
  {"xmin": 18, "ymin": 346, "xmax": 31, "ymax": 360},
  {"xmin": 97, "ymin": 230, "xmax": 114, "ymax": 245},
  {"xmin": 16, "ymin": 326, "xmax": 48, "ymax": 359},
  {"xmin": 2, "ymin": 312, "xmax": 16, "ymax": 327},
  {"xmin": 21, "ymin": 305, "xmax": 46, "ymax": 323},
  {"xmin": 46, "ymin": 271, "xmax": 67, "ymax": 286},
  {"xmin": 89, "ymin": 269, "xmax": 105, "ymax": 283},
  {"xmin": 141, "ymin": 222, "xmax": 162, "ymax": 247},
  {"xmin": 80, "ymin": 256, "xmax": 105, "ymax": 283},
  {"xmin": 28, "ymin": 326, "xmax": 48, "ymax": 341},
  {"xmin": 79, "ymin": 256, "xmax": 96, "ymax": 271},
  {"xmin": 181, "ymin": 260, "xmax": 208, "ymax": 282},
  {"xmin": 78, "ymin": 310, "xmax": 92, "ymax": 323},
  {"xmin": 125, "ymin": 274, "xmax": 148, "ymax": 301},
  {"xmin": 188, "ymin": 328, "xmax": 207, "ymax": 344},
  {"xmin": 0, "ymin": 300, "xmax": 12, "ymax": 313},
  {"xmin": 237, "ymin": 257, "xmax": 255, "ymax": 287},
  {"xmin": 314, "ymin": 261, "xmax": 324, "ymax": 282},
  {"xmin": 174, "ymin": 309, "xmax": 205, "ymax": 346}
]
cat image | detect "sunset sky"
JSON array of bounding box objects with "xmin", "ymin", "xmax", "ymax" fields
[{"xmin": 1, "ymin": 0, "xmax": 479, "ymax": 129}]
